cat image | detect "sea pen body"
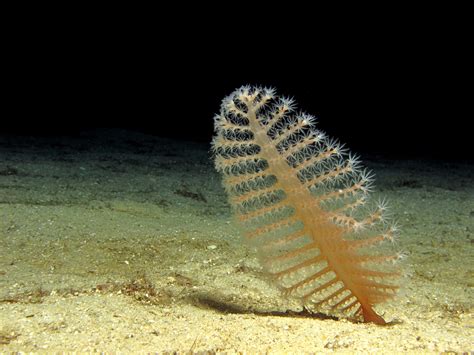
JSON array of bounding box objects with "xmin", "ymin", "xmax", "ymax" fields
[{"xmin": 212, "ymin": 86, "xmax": 400, "ymax": 324}]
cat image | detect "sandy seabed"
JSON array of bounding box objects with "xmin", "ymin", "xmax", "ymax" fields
[{"xmin": 0, "ymin": 129, "xmax": 472, "ymax": 353}]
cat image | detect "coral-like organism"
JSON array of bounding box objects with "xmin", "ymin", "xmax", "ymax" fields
[{"xmin": 212, "ymin": 86, "xmax": 401, "ymax": 324}]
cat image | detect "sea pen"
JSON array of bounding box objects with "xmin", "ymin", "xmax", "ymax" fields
[{"xmin": 212, "ymin": 86, "xmax": 401, "ymax": 324}]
